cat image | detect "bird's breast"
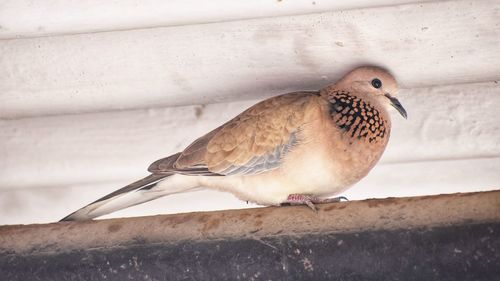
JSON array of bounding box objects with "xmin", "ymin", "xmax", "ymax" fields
[{"xmin": 281, "ymin": 96, "xmax": 391, "ymax": 195}]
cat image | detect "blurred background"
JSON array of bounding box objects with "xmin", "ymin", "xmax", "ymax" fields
[{"xmin": 0, "ymin": 0, "xmax": 499, "ymax": 225}]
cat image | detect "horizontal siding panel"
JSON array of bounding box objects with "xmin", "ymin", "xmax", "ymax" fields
[
  {"xmin": 0, "ymin": 81, "xmax": 498, "ymax": 190},
  {"xmin": 1, "ymin": 0, "xmax": 499, "ymax": 118},
  {"xmin": 0, "ymin": 0, "xmax": 434, "ymax": 39}
]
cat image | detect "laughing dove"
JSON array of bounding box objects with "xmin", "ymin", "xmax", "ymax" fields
[{"xmin": 61, "ymin": 66, "xmax": 407, "ymax": 221}]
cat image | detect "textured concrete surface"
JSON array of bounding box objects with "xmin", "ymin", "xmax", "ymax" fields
[
  {"xmin": 1, "ymin": 190, "xmax": 499, "ymax": 254},
  {"xmin": 0, "ymin": 191, "xmax": 499, "ymax": 280}
]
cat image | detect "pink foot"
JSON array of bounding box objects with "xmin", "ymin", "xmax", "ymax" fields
[{"xmin": 282, "ymin": 194, "xmax": 348, "ymax": 211}]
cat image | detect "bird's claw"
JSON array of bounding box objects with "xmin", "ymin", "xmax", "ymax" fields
[{"xmin": 319, "ymin": 196, "xmax": 349, "ymax": 203}]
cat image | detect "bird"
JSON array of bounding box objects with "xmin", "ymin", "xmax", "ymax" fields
[{"xmin": 60, "ymin": 66, "xmax": 407, "ymax": 221}]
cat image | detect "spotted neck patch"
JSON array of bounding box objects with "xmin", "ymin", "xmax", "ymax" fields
[{"xmin": 328, "ymin": 90, "xmax": 387, "ymax": 143}]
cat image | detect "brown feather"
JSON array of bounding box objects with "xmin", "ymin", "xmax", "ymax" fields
[{"xmin": 150, "ymin": 91, "xmax": 319, "ymax": 176}]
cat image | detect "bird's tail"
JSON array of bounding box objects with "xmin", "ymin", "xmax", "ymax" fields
[{"xmin": 60, "ymin": 173, "xmax": 197, "ymax": 221}]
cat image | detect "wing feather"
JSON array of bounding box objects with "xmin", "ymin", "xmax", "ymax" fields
[{"xmin": 150, "ymin": 91, "xmax": 318, "ymax": 176}]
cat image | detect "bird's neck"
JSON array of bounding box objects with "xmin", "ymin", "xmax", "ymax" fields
[{"xmin": 320, "ymin": 87, "xmax": 391, "ymax": 145}]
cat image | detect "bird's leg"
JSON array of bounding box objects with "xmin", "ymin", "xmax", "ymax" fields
[
  {"xmin": 282, "ymin": 194, "xmax": 349, "ymax": 211},
  {"xmin": 283, "ymin": 194, "xmax": 317, "ymax": 211}
]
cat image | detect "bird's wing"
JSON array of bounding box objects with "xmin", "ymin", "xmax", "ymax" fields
[{"xmin": 148, "ymin": 92, "xmax": 318, "ymax": 176}]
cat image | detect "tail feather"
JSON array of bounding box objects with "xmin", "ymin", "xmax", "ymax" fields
[{"xmin": 60, "ymin": 174, "xmax": 169, "ymax": 221}]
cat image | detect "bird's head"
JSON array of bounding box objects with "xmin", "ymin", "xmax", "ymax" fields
[{"xmin": 335, "ymin": 66, "xmax": 407, "ymax": 119}]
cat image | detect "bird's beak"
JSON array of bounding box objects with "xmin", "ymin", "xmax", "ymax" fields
[{"xmin": 385, "ymin": 93, "xmax": 407, "ymax": 119}]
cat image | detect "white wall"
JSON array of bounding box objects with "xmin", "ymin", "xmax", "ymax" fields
[
  {"xmin": 0, "ymin": 0, "xmax": 435, "ymax": 39},
  {"xmin": 1, "ymin": 0, "xmax": 499, "ymax": 225},
  {"xmin": 2, "ymin": 0, "xmax": 499, "ymax": 118}
]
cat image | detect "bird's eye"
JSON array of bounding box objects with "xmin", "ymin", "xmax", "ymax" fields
[{"xmin": 371, "ymin": 78, "xmax": 382, "ymax": 89}]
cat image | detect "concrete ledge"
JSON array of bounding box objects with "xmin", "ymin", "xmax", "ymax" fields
[
  {"xmin": 1, "ymin": 190, "xmax": 499, "ymax": 280},
  {"xmin": 1, "ymin": 190, "xmax": 500, "ymax": 254}
]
